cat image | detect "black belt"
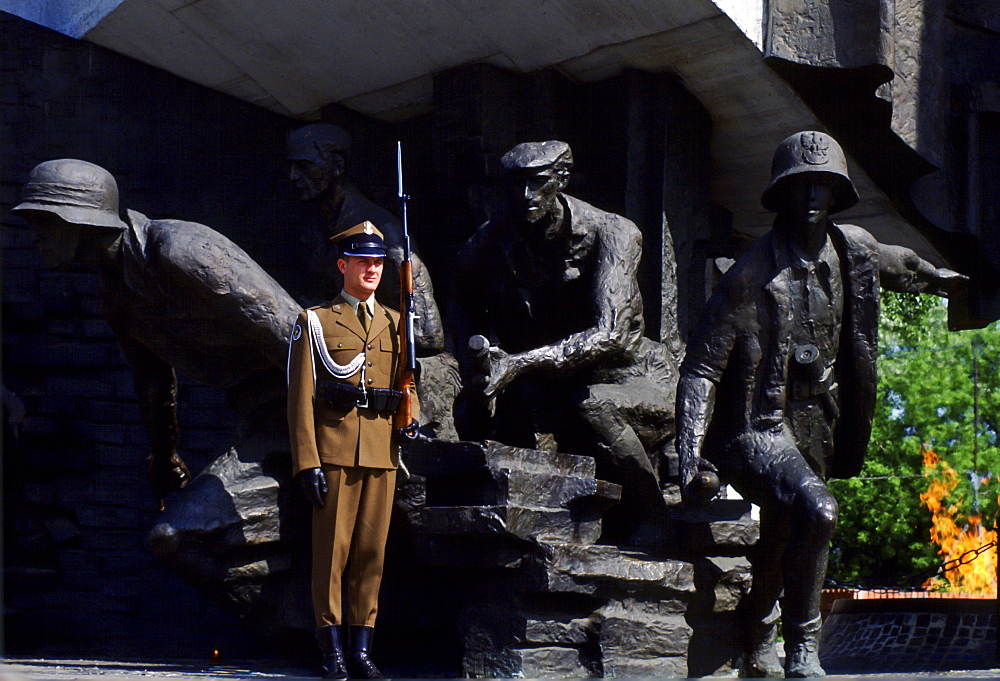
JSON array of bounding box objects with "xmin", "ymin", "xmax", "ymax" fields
[{"xmin": 319, "ymin": 381, "xmax": 403, "ymax": 416}]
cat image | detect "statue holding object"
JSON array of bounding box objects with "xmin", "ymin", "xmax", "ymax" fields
[{"xmin": 452, "ymin": 140, "xmax": 678, "ymax": 550}]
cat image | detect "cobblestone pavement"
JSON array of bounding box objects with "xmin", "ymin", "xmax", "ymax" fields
[{"xmin": 5, "ymin": 659, "xmax": 1000, "ymax": 681}]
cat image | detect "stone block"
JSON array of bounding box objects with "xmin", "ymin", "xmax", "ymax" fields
[
  {"xmin": 5, "ymin": 566, "xmax": 60, "ymax": 593},
  {"xmin": 75, "ymin": 503, "xmax": 158, "ymax": 528},
  {"xmin": 84, "ymin": 400, "xmax": 142, "ymax": 423},
  {"xmin": 666, "ymin": 498, "xmax": 759, "ymax": 556},
  {"xmin": 692, "ymin": 556, "xmax": 752, "ymax": 613},
  {"xmin": 45, "ymin": 375, "xmax": 109, "ymax": 398},
  {"xmin": 21, "ymin": 481, "xmax": 57, "ymax": 505},
  {"xmin": 94, "ymin": 445, "xmax": 144, "ymax": 468},
  {"xmin": 599, "ymin": 609, "xmax": 691, "ymax": 657},
  {"xmin": 496, "ymin": 469, "xmax": 617, "ymax": 509},
  {"xmin": 516, "ymin": 646, "xmax": 594, "ymax": 678},
  {"xmin": 533, "ymin": 543, "xmax": 696, "ymax": 597},
  {"xmin": 486, "ymin": 442, "xmax": 596, "ymax": 478},
  {"xmin": 523, "ymin": 616, "xmax": 595, "ymax": 646},
  {"xmin": 602, "ymin": 655, "xmax": 689, "ymax": 678},
  {"xmin": 43, "ymin": 516, "xmax": 80, "ymax": 544},
  {"xmin": 416, "ymin": 504, "xmax": 603, "ymax": 545},
  {"xmin": 2, "ymin": 267, "xmax": 39, "ymax": 300},
  {"xmin": 77, "ymin": 421, "xmax": 131, "ymax": 445}
]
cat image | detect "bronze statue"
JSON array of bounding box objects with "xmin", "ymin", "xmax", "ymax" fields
[
  {"xmin": 452, "ymin": 140, "xmax": 677, "ymax": 549},
  {"xmin": 676, "ymin": 131, "xmax": 966, "ymax": 677},
  {"xmin": 13, "ymin": 159, "xmax": 300, "ymax": 510},
  {"xmin": 287, "ymin": 123, "xmax": 444, "ymax": 355}
]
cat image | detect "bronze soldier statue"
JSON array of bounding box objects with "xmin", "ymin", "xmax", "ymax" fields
[
  {"xmin": 13, "ymin": 159, "xmax": 300, "ymax": 510},
  {"xmin": 453, "ymin": 140, "xmax": 677, "ymax": 549},
  {"xmin": 676, "ymin": 131, "xmax": 966, "ymax": 677},
  {"xmin": 287, "ymin": 123, "xmax": 444, "ymax": 355}
]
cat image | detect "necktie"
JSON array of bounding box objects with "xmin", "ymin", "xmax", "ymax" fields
[{"xmin": 358, "ymin": 301, "xmax": 370, "ymax": 334}]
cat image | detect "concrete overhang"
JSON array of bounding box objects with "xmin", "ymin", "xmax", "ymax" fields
[{"xmin": 8, "ymin": 0, "xmax": 944, "ymax": 263}]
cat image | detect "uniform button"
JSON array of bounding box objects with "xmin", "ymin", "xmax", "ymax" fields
[
  {"xmin": 367, "ymin": 378, "xmax": 373, "ymax": 385},
  {"xmin": 367, "ymin": 344, "xmax": 373, "ymax": 350},
  {"xmin": 367, "ymin": 361, "xmax": 373, "ymax": 367},
  {"xmin": 338, "ymin": 343, "xmax": 343, "ymax": 348}
]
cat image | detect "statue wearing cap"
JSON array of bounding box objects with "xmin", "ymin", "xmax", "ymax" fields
[
  {"xmin": 12, "ymin": 159, "xmax": 302, "ymax": 510},
  {"xmin": 675, "ymin": 131, "xmax": 966, "ymax": 677},
  {"xmin": 452, "ymin": 140, "xmax": 679, "ymax": 551},
  {"xmin": 287, "ymin": 123, "xmax": 443, "ymax": 355},
  {"xmin": 285, "ymin": 219, "xmax": 417, "ymax": 679}
]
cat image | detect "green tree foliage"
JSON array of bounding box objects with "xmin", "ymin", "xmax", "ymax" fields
[{"xmin": 827, "ymin": 290, "xmax": 1000, "ymax": 589}]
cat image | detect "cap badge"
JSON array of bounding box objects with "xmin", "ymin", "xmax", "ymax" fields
[
  {"xmin": 800, "ymin": 132, "xmax": 830, "ymax": 165},
  {"xmin": 364, "ymin": 223, "xmax": 374, "ymax": 235}
]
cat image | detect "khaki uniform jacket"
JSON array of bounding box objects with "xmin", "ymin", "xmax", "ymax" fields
[{"xmin": 287, "ymin": 296, "xmax": 415, "ymax": 473}]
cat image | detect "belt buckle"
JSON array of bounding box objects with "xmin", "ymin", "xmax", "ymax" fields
[{"xmin": 357, "ymin": 386, "xmax": 369, "ymax": 409}]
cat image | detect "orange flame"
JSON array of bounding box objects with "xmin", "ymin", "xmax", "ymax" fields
[{"xmin": 918, "ymin": 448, "xmax": 997, "ymax": 595}]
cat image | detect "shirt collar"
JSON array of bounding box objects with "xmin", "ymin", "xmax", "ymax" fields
[{"xmin": 338, "ymin": 290, "xmax": 376, "ymax": 315}]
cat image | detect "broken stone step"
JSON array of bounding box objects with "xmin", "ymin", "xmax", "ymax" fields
[
  {"xmin": 415, "ymin": 504, "xmax": 603, "ymax": 544},
  {"xmin": 529, "ymin": 542, "xmax": 696, "ymax": 597},
  {"xmin": 403, "ymin": 438, "xmax": 596, "ymax": 478},
  {"xmin": 494, "ymin": 469, "xmax": 620, "ymax": 509}
]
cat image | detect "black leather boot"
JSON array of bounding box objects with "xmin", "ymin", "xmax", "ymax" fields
[
  {"xmin": 316, "ymin": 625, "xmax": 349, "ymax": 679},
  {"xmin": 347, "ymin": 625, "xmax": 385, "ymax": 679}
]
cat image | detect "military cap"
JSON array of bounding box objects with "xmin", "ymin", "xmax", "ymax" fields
[
  {"xmin": 288, "ymin": 123, "xmax": 352, "ymax": 156},
  {"xmin": 331, "ymin": 221, "xmax": 387, "ymax": 257},
  {"xmin": 761, "ymin": 131, "xmax": 859, "ymax": 214},
  {"xmin": 12, "ymin": 159, "xmax": 127, "ymax": 230},
  {"xmin": 500, "ymin": 141, "xmax": 573, "ymax": 172}
]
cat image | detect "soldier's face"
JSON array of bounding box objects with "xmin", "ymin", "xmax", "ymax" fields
[
  {"xmin": 338, "ymin": 256, "xmax": 383, "ymax": 299},
  {"xmin": 511, "ymin": 167, "xmax": 562, "ymax": 224},
  {"xmin": 28, "ymin": 211, "xmax": 83, "ymax": 268},
  {"xmin": 785, "ymin": 174, "xmax": 835, "ymax": 228},
  {"xmin": 288, "ymin": 145, "xmax": 338, "ymax": 201}
]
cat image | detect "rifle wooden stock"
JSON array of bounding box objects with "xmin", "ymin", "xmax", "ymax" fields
[{"xmin": 393, "ymin": 259, "xmax": 415, "ymax": 434}]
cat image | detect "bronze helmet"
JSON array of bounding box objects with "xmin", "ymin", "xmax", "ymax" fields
[
  {"xmin": 761, "ymin": 131, "xmax": 859, "ymax": 215},
  {"xmin": 12, "ymin": 159, "xmax": 127, "ymax": 230}
]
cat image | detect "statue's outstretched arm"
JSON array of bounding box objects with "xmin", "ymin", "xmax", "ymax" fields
[{"xmin": 878, "ymin": 243, "xmax": 967, "ymax": 297}]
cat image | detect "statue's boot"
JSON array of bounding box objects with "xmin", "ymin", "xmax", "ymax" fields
[
  {"xmin": 316, "ymin": 625, "xmax": 349, "ymax": 679},
  {"xmin": 740, "ymin": 610, "xmax": 783, "ymax": 678},
  {"xmin": 347, "ymin": 625, "xmax": 385, "ymax": 679},
  {"xmin": 784, "ymin": 616, "xmax": 825, "ymax": 678}
]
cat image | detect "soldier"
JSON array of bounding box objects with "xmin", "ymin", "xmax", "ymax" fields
[
  {"xmin": 12, "ymin": 159, "xmax": 300, "ymax": 510},
  {"xmin": 676, "ymin": 131, "xmax": 965, "ymax": 677},
  {"xmin": 287, "ymin": 123, "xmax": 444, "ymax": 354},
  {"xmin": 452, "ymin": 140, "xmax": 677, "ymax": 550},
  {"xmin": 287, "ymin": 221, "xmax": 417, "ymax": 679}
]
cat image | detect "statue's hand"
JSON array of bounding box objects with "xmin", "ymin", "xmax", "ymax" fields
[
  {"xmin": 928, "ymin": 268, "xmax": 968, "ymax": 298},
  {"xmin": 298, "ymin": 467, "xmax": 328, "ymax": 508},
  {"xmin": 482, "ymin": 346, "xmax": 513, "ymax": 398},
  {"xmin": 467, "ymin": 335, "xmax": 514, "ymax": 399},
  {"xmin": 681, "ymin": 456, "xmax": 720, "ymax": 507},
  {"xmin": 147, "ymin": 452, "xmax": 192, "ymax": 512}
]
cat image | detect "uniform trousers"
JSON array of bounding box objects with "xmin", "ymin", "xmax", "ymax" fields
[{"xmin": 312, "ymin": 464, "xmax": 396, "ymax": 628}]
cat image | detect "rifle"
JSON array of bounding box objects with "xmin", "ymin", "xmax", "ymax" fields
[{"xmin": 393, "ymin": 141, "xmax": 419, "ymax": 439}]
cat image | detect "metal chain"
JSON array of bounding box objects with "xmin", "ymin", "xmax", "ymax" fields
[{"xmin": 826, "ymin": 539, "xmax": 997, "ymax": 593}]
